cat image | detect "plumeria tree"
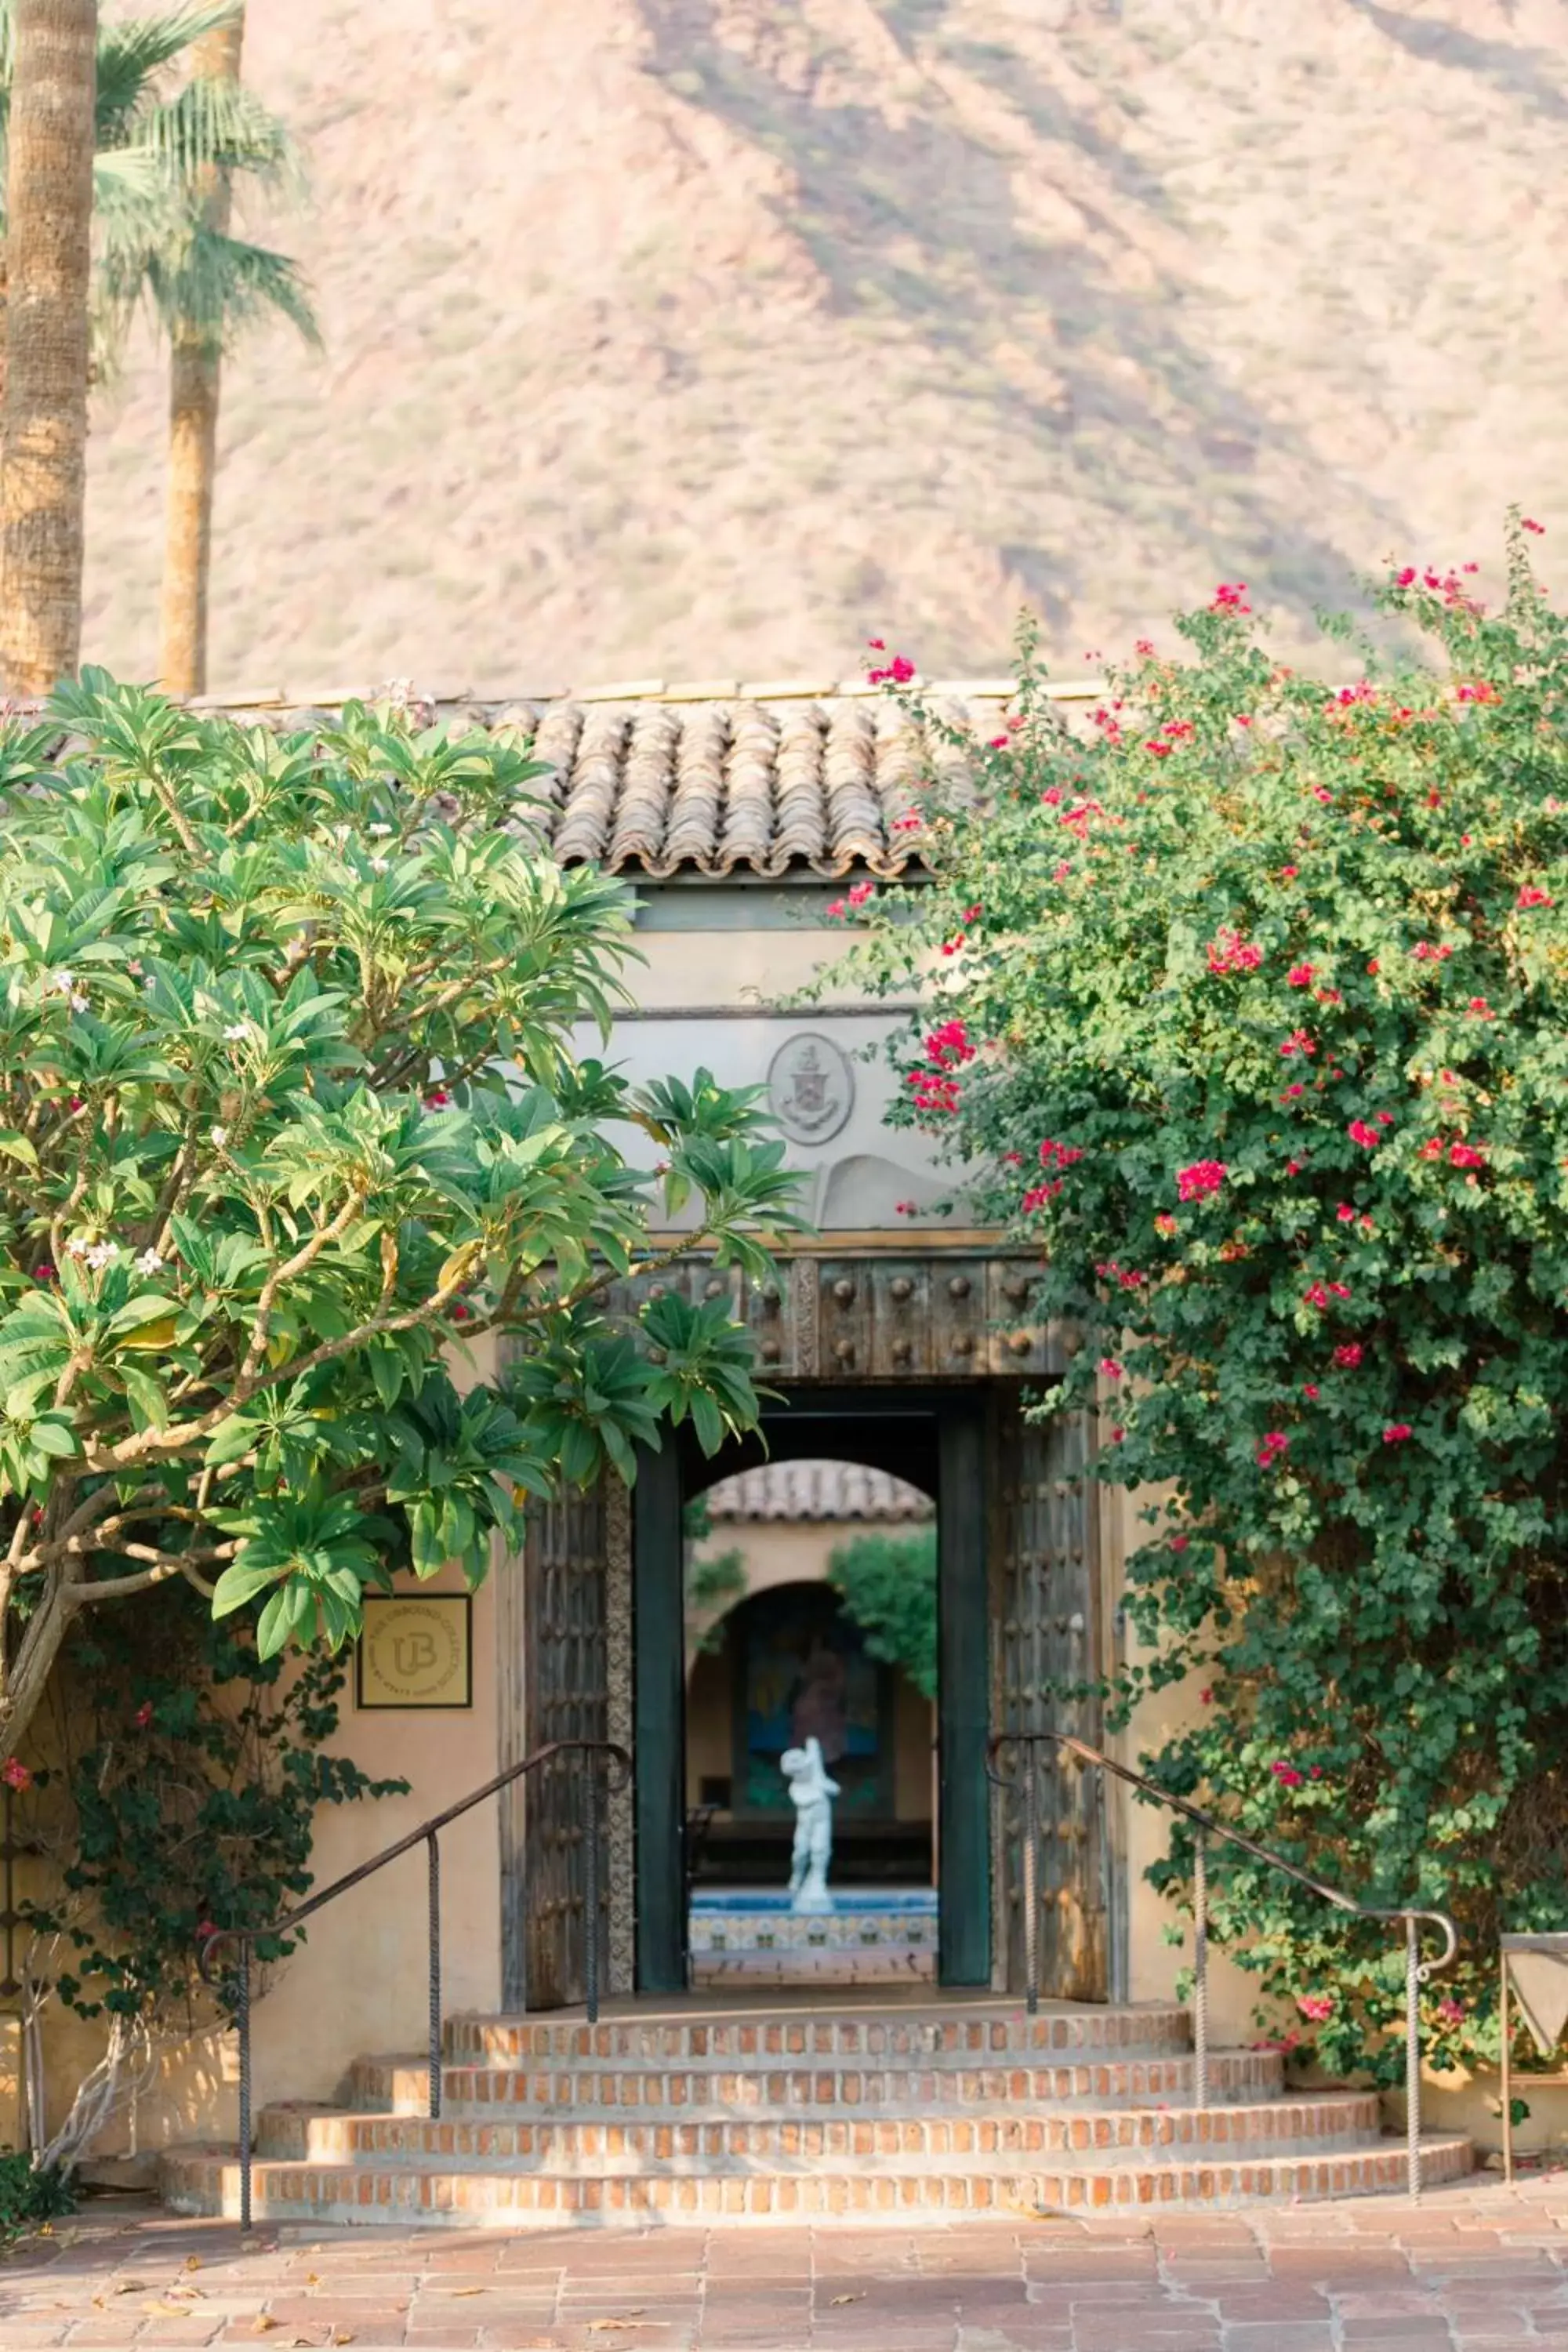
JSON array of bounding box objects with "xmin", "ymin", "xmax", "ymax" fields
[
  {"xmin": 0, "ymin": 674, "xmax": 800, "ymax": 1766},
  {"xmin": 841, "ymin": 517, "xmax": 1568, "ymax": 2082}
]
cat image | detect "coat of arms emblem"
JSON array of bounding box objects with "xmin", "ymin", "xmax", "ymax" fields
[{"xmin": 767, "ymin": 1033, "xmax": 853, "ymax": 1145}]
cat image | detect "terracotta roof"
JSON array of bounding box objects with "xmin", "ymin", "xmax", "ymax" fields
[
  {"xmin": 703, "ymin": 1460, "xmax": 934, "ymax": 1523},
  {"xmin": 187, "ymin": 676, "xmax": 1106, "ymax": 880}
]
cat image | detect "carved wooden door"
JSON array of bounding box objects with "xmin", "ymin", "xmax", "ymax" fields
[
  {"xmin": 993, "ymin": 1396, "xmax": 1108, "ymax": 2000},
  {"xmin": 500, "ymin": 1480, "xmax": 611, "ymax": 2009}
]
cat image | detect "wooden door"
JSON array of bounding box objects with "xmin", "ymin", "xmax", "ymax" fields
[
  {"xmin": 499, "ymin": 1479, "xmax": 611, "ymax": 2010},
  {"xmin": 993, "ymin": 1396, "xmax": 1108, "ymax": 2000}
]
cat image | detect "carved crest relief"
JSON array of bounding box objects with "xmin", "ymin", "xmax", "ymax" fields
[{"xmin": 767, "ymin": 1032, "xmax": 853, "ymax": 1145}]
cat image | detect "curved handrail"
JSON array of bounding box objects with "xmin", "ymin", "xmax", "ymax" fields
[
  {"xmin": 988, "ymin": 1726, "xmax": 1459, "ymax": 2203},
  {"xmin": 987, "ymin": 1729, "xmax": 1457, "ymax": 1973},
  {"xmin": 197, "ymin": 1737, "xmax": 631, "ymax": 1980},
  {"xmin": 198, "ymin": 1736, "xmax": 630, "ymax": 2232}
]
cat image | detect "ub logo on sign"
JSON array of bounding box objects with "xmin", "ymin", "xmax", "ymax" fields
[{"xmin": 357, "ymin": 1595, "xmax": 472, "ymax": 1710}]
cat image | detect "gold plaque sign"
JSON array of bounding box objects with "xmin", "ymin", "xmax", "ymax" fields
[{"xmin": 356, "ymin": 1595, "xmax": 473, "ymax": 1711}]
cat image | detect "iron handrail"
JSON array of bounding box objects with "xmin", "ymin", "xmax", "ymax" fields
[
  {"xmin": 987, "ymin": 1728, "xmax": 1458, "ymax": 2203},
  {"xmin": 198, "ymin": 1737, "xmax": 630, "ymax": 2231}
]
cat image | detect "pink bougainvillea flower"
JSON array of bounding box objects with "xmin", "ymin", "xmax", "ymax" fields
[
  {"xmin": 1466, "ymin": 996, "xmax": 1494, "ymax": 1018},
  {"xmin": 1270, "ymin": 1759, "xmax": 1303, "ymax": 1787},
  {"xmin": 1304, "ymin": 1281, "xmax": 1330, "ymax": 1310},
  {"xmin": 894, "ymin": 1200, "xmax": 916, "ymax": 1216},
  {"xmin": 1283, "ymin": 1087, "xmax": 1305, "ymax": 1104},
  {"xmin": 1523, "ymin": 518, "xmax": 1546, "ymax": 534},
  {"xmin": 1109, "ymin": 1425, "xmax": 1125, "ymax": 1444},
  {"xmin": 1210, "ymin": 581, "xmax": 1251, "ymax": 613},
  {"xmin": 1436, "ymin": 1997, "xmax": 1465, "ymax": 2025},
  {"xmin": 1333, "ymin": 1343, "xmax": 1363, "ymax": 1370},
  {"xmin": 1, "ymin": 1759, "xmax": 31, "ymax": 1791},
  {"xmin": 32, "ymin": 1262, "xmax": 55, "ymax": 1283},
  {"xmin": 1256, "ymin": 1431, "xmax": 1290, "ymax": 1467},
  {"xmin": 133, "ymin": 1700, "xmax": 154, "ymax": 1730},
  {"xmin": 1207, "ymin": 928, "xmax": 1263, "ymax": 975},
  {"xmin": 1287, "ymin": 962, "xmax": 1315, "ymax": 987},
  {"xmin": 1375, "ymin": 1110, "xmax": 1395, "ymax": 1125},
  {"xmin": 1449, "ymin": 1141, "xmax": 1487, "ymax": 1168},
  {"xmin": 1098, "ymin": 1357, "xmax": 1124, "ymax": 1380},
  {"xmin": 424, "ymin": 1088, "xmax": 451, "ymax": 1109},
  {"xmin": 1171, "ymin": 1534, "xmax": 1189, "ymax": 1552},
  {"xmin": 1199, "ymin": 1686, "xmax": 1212, "ymax": 1703},
  {"xmin": 1383, "ymin": 1424, "xmax": 1413, "ymax": 1444},
  {"xmin": 848, "ymin": 879, "xmax": 876, "ymax": 908},
  {"xmin": 1327, "ymin": 1281, "xmax": 1351, "ymax": 1299},
  {"xmin": 1279, "ymin": 1029, "xmax": 1315, "ymax": 1058},
  {"xmin": 1176, "ymin": 1159, "xmax": 1227, "ymax": 1202},
  {"xmin": 867, "ymin": 637, "xmax": 886, "ymax": 650},
  {"xmin": 1135, "ymin": 637, "xmax": 1156, "ymax": 655},
  {"xmin": 1302, "ymin": 1383, "xmax": 1320, "ymax": 1400},
  {"xmin": 1517, "ymin": 884, "xmax": 1554, "ymax": 909},
  {"xmin": 1039, "ymin": 1138, "xmax": 1085, "ymax": 1170},
  {"xmin": 1296, "ymin": 1994, "xmax": 1334, "ymax": 2023},
  {"xmin": 1336, "ymin": 1203, "xmax": 1356, "ymax": 1223},
  {"xmin": 1348, "ymin": 1119, "xmax": 1380, "ymax": 1148},
  {"xmin": 866, "ymin": 652, "xmax": 916, "ymax": 685},
  {"xmin": 826, "ymin": 898, "xmax": 848, "ymax": 919}
]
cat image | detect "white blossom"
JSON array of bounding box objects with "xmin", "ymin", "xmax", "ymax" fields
[
  {"xmin": 85, "ymin": 1240, "xmax": 120, "ymax": 1272},
  {"xmin": 368, "ymin": 822, "xmax": 394, "ymax": 838},
  {"xmin": 223, "ymin": 1022, "xmax": 249, "ymax": 1041},
  {"xmin": 64, "ymin": 1236, "xmax": 90, "ymax": 1259},
  {"xmin": 135, "ymin": 1249, "xmax": 165, "ymax": 1277},
  {"xmin": 370, "ymin": 856, "xmax": 390, "ymax": 873},
  {"xmin": 209, "ymin": 1125, "xmax": 228, "ymax": 1147}
]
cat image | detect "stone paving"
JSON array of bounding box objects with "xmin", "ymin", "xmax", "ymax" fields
[{"xmin": 3, "ymin": 2177, "xmax": 1568, "ymax": 2350}]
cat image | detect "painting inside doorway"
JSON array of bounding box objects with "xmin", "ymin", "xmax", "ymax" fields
[{"xmin": 683, "ymin": 1457, "xmax": 938, "ymax": 1985}]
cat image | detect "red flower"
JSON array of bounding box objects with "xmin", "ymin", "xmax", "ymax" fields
[
  {"xmin": 1304, "ymin": 1281, "xmax": 1330, "ymax": 1310},
  {"xmin": 1383, "ymin": 1424, "xmax": 1413, "ymax": 1444},
  {"xmin": 1327, "ymin": 1282, "xmax": 1351, "ymax": 1299},
  {"xmin": 1176, "ymin": 1160, "xmax": 1227, "ymax": 1202},
  {"xmin": 1098, "ymin": 1358, "xmax": 1123, "ymax": 1381},
  {"xmin": 1279, "ymin": 1029, "xmax": 1315, "ymax": 1059},
  {"xmin": 1302, "ymin": 1383, "xmax": 1320, "ymax": 1400},
  {"xmin": 1, "ymin": 1759, "xmax": 31, "ymax": 1792},
  {"xmin": 867, "ymin": 653, "xmax": 916, "ymax": 685},
  {"xmin": 133, "ymin": 1700, "xmax": 154, "ymax": 1730},
  {"xmin": 892, "ymin": 811, "xmax": 923, "ymax": 832},
  {"xmin": 1523, "ymin": 518, "xmax": 1546, "ymax": 534},
  {"xmin": 1135, "ymin": 637, "xmax": 1156, "ymax": 656},
  {"xmin": 1154, "ymin": 1212, "xmax": 1178, "ymax": 1236},
  {"xmin": 1335, "ymin": 1203, "xmax": 1356, "ymax": 1223},
  {"xmin": 32, "ymin": 1263, "xmax": 56, "ymax": 1283},
  {"xmin": 1171, "ymin": 1534, "xmax": 1189, "ymax": 1552},
  {"xmin": 1287, "ymin": 963, "xmax": 1315, "ymax": 988},
  {"xmin": 826, "ymin": 898, "xmax": 847, "ymax": 919},
  {"xmin": 1347, "ymin": 1120, "xmax": 1380, "ymax": 1149},
  {"xmin": 424, "ymin": 1088, "xmax": 451, "ymax": 1109},
  {"xmin": 1021, "ymin": 1183, "xmax": 1058, "ymax": 1213},
  {"xmin": 1517, "ymin": 884, "xmax": 1554, "ymax": 909},
  {"xmin": 848, "ymin": 879, "xmax": 876, "ymax": 908},
  {"xmin": 1269, "ymin": 1759, "xmax": 1303, "ymax": 1787},
  {"xmin": 1466, "ymin": 996, "xmax": 1494, "ymax": 1019},
  {"xmin": 1256, "ymin": 1431, "xmax": 1290, "ymax": 1467},
  {"xmin": 1411, "ymin": 941, "xmax": 1454, "ymax": 963},
  {"xmin": 1333, "ymin": 1343, "xmax": 1363, "ymax": 1370},
  {"xmin": 1210, "ymin": 582, "xmax": 1251, "ymax": 613},
  {"xmin": 1207, "ymin": 928, "xmax": 1263, "ymax": 975},
  {"xmin": 1297, "ymin": 1994, "xmax": 1334, "ymax": 2023},
  {"xmin": 1366, "ymin": 958, "xmax": 1380, "ymax": 975},
  {"xmin": 867, "ymin": 637, "xmax": 886, "ymax": 650},
  {"xmin": 1375, "ymin": 1111, "xmax": 1394, "ymax": 1125},
  {"xmin": 1394, "ymin": 566, "xmax": 1417, "ymax": 587},
  {"xmin": 1449, "ymin": 1141, "xmax": 1487, "ymax": 1169},
  {"xmin": 894, "ymin": 1200, "xmax": 916, "ymax": 1216},
  {"xmin": 1109, "ymin": 1426, "xmax": 1125, "ymax": 1444}
]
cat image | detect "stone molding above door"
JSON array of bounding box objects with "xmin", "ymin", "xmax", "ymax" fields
[{"xmin": 605, "ymin": 1251, "xmax": 1078, "ymax": 1381}]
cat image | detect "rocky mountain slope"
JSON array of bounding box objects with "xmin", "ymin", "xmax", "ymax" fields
[{"xmin": 81, "ymin": 0, "xmax": 1568, "ymax": 695}]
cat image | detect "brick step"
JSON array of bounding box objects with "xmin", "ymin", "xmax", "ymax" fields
[
  {"xmin": 440, "ymin": 1999, "xmax": 1193, "ymax": 2067},
  {"xmin": 255, "ymin": 2089, "xmax": 1381, "ymax": 2170},
  {"xmin": 353, "ymin": 2045, "xmax": 1286, "ymax": 2115},
  {"xmin": 160, "ymin": 2132, "xmax": 1474, "ymax": 2227}
]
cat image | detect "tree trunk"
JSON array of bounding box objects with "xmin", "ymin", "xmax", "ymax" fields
[
  {"xmin": 157, "ymin": 17, "xmax": 244, "ymax": 700},
  {"xmin": 0, "ymin": 0, "xmax": 98, "ymax": 699}
]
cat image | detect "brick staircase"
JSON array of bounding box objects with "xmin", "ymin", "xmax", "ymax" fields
[{"xmin": 160, "ymin": 1994, "xmax": 1472, "ymax": 2227}]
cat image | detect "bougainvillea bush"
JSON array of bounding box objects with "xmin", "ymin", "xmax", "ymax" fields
[{"xmin": 846, "ymin": 521, "xmax": 1568, "ymax": 2085}]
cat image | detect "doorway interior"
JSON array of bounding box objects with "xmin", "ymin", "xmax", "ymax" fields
[{"xmin": 632, "ymin": 1388, "xmax": 991, "ymax": 1995}]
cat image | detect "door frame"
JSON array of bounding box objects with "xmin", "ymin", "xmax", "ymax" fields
[{"xmin": 632, "ymin": 1385, "xmax": 991, "ymax": 1994}]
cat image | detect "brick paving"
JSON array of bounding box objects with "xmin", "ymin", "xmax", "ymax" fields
[{"xmin": 2, "ymin": 2176, "xmax": 1567, "ymax": 2350}]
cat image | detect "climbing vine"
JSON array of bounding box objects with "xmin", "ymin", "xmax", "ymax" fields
[{"xmin": 842, "ymin": 517, "xmax": 1568, "ymax": 2085}]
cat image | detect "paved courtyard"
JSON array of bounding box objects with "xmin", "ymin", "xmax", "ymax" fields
[{"xmin": 4, "ymin": 2177, "xmax": 1568, "ymax": 2350}]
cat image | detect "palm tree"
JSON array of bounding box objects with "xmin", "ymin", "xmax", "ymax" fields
[
  {"xmin": 0, "ymin": 0, "xmax": 98, "ymax": 696},
  {"xmin": 143, "ymin": 13, "xmax": 320, "ymax": 696},
  {"xmin": 0, "ymin": 0, "xmax": 314, "ymax": 693}
]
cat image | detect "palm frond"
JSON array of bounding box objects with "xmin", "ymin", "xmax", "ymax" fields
[
  {"xmin": 143, "ymin": 223, "xmax": 322, "ymax": 351},
  {"xmin": 138, "ymin": 78, "xmax": 307, "ymax": 198},
  {"xmin": 93, "ymin": 2, "xmax": 242, "ymax": 147}
]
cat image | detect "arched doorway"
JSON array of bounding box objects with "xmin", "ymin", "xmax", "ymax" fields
[{"xmin": 633, "ymin": 1385, "xmax": 991, "ymax": 1994}]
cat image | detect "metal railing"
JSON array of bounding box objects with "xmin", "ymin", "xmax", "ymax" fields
[
  {"xmin": 198, "ymin": 1737, "xmax": 630, "ymax": 2231},
  {"xmin": 987, "ymin": 1729, "xmax": 1459, "ymax": 2201}
]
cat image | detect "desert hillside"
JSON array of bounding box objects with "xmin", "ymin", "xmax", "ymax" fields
[{"xmin": 81, "ymin": 0, "xmax": 1568, "ymax": 695}]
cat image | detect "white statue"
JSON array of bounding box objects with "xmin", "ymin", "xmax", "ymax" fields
[{"xmin": 781, "ymin": 1735, "xmax": 840, "ymax": 1915}]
